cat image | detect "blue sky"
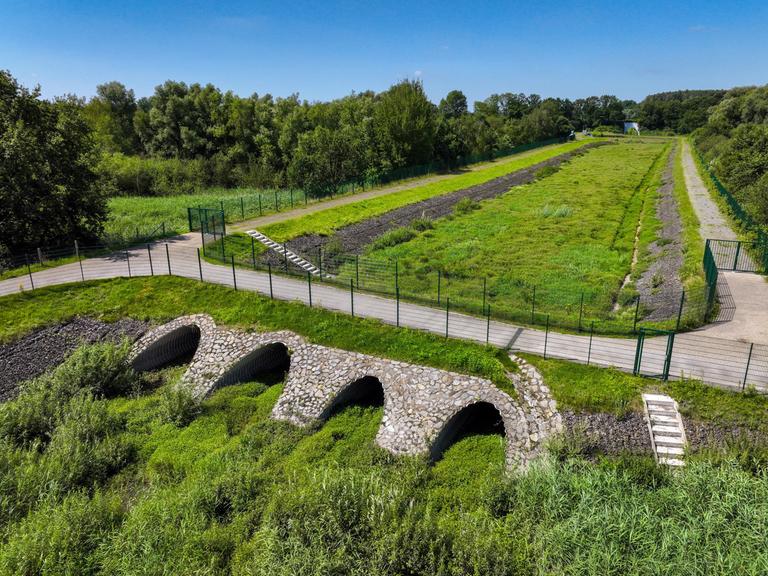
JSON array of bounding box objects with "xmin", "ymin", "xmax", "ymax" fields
[{"xmin": 2, "ymin": 0, "xmax": 766, "ymax": 105}]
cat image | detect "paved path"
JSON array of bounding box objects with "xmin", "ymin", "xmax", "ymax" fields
[
  {"xmin": 681, "ymin": 141, "xmax": 768, "ymax": 344},
  {"xmin": 2, "ymin": 244, "xmax": 765, "ymax": 392}
]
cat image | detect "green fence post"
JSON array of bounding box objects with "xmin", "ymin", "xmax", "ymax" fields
[
  {"xmin": 197, "ymin": 248, "xmax": 203, "ymax": 281},
  {"xmin": 162, "ymin": 222, "xmax": 166, "ymax": 237},
  {"xmin": 240, "ymin": 197, "xmax": 245, "ymax": 219},
  {"xmin": 543, "ymin": 314, "xmax": 550, "ymax": 359},
  {"xmin": 165, "ymin": 243, "xmax": 172, "ymax": 276},
  {"xmin": 259, "ymin": 194, "xmax": 263, "ymax": 216},
  {"xmin": 350, "ymin": 278, "xmax": 355, "ymax": 317},
  {"xmin": 733, "ymin": 241, "xmax": 741, "ymax": 271},
  {"xmin": 231, "ymin": 255, "xmax": 237, "ymax": 291},
  {"xmin": 283, "ymin": 243, "xmax": 289, "ymax": 273},
  {"xmin": 355, "ymin": 255, "xmax": 360, "ymax": 288},
  {"xmin": 395, "ymin": 260, "xmax": 400, "ymax": 327},
  {"xmin": 742, "ymin": 343, "xmax": 754, "ymax": 392},
  {"xmin": 437, "ymin": 270, "xmax": 442, "ymax": 304},
  {"xmin": 531, "ymin": 285, "xmax": 536, "ymax": 324},
  {"xmin": 25, "ymin": 256, "xmax": 34, "ymax": 290},
  {"xmin": 675, "ymin": 291, "xmax": 686, "ymax": 331},
  {"xmin": 290, "ymin": 189, "xmax": 294, "ymax": 209},
  {"xmin": 482, "ymin": 277, "xmax": 487, "ymax": 313},
  {"xmin": 396, "ymin": 284, "xmax": 400, "ymax": 327},
  {"xmin": 587, "ymin": 321, "xmax": 594, "ymax": 365},
  {"xmin": 578, "ymin": 292, "xmax": 584, "ymax": 332},
  {"xmin": 304, "ymin": 190, "xmax": 308, "ymax": 206},
  {"xmin": 76, "ymin": 240, "xmax": 85, "ymax": 282},
  {"xmin": 662, "ymin": 333, "xmax": 675, "ymax": 381},
  {"xmin": 307, "ymin": 272, "xmax": 312, "ymax": 307},
  {"xmin": 274, "ymin": 190, "xmax": 279, "ymax": 211},
  {"xmin": 220, "ymin": 200, "xmax": 224, "ymax": 213},
  {"xmin": 486, "ymin": 305, "xmax": 491, "ymax": 345},
  {"xmin": 318, "ymin": 247, "xmax": 323, "ymax": 280},
  {"xmin": 187, "ymin": 207, "xmax": 193, "ymax": 231},
  {"xmin": 146, "ymin": 244, "xmax": 154, "ymax": 276},
  {"xmin": 268, "ymin": 263, "xmax": 273, "ymax": 299},
  {"xmin": 633, "ymin": 298, "xmax": 641, "ymax": 332},
  {"xmin": 125, "ymin": 249, "xmax": 131, "ymax": 277},
  {"xmin": 250, "ymin": 237, "xmax": 256, "ymax": 269},
  {"xmin": 445, "ymin": 298, "xmax": 450, "ymax": 339}
]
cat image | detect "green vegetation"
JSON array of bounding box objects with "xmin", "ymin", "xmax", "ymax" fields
[
  {"xmin": 0, "ymin": 71, "xmax": 106, "ymax": 256},
  {"xmin": 2, "ymin": 337, "xmax": 768, "ymax": 574},
  {"xmin": 0, "ymin": 276, "xmax": 514, "ymax": 389},
  {"xmin": 340, "ymin": 142, "xmax": 667, "ymax": 329},
  {"xmin": 261, "ymin": 139, "xmax": 594, "ymax": 241},
  {"xmin": 672, "ymin": 140, "xmax": 705, "ymax": 286},
  {"xmin": 693, "ymin": 86, "xmax": 768, "ymax": 231}
]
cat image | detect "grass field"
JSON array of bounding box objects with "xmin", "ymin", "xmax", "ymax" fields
[
  {"xmin": 2, "ymin": 277, "xmax": 768, "ymax": 574},
  {"xmin": 104, "ymin": 140, "xmax": 595, "ymax": 243},
  {"xmin": 323, "ymin": 141, "xmax": 669, "ymax": 329},
  {"xmin": 260, "ymin": 139, "xmax": 596, "ymax": 242}
]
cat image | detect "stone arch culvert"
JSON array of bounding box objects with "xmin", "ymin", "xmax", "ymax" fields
[{"xmin": 130, "ymin": 314, "xmax": 562, "ymax": 469}]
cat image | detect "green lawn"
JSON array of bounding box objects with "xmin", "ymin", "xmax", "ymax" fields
[
  {"xmin": 261, "ymin": 139, "xmax": 596, "ymax": 242},
  {"xmin": 105, "ymin": 187, "xmax": 303, "ymax": 241},
  {"xmin": 2, "ymin": 329, "xmax": 768, "ymax": 574},
  {"xmin": 329, "ymin": 141, "xmax": 668, "ymax": 331}
]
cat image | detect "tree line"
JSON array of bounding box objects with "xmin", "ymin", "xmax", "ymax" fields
[
  {"xmin": 693, "ymin": 86, "xmax": 768, "ymax": 230},
  {"xmin": 84, "ymin": 81, "xmax": 642, "ymax": 196}
]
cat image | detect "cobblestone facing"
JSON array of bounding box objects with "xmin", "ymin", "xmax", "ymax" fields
[{"xmin": 131, "ymin": 315, "xmax": 562, "ymax": 469}]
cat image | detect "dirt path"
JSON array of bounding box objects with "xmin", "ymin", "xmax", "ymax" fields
[
  {"xmin": 229, "ymin": 141, "xmax": 577, "ymax": 233},
  {"xmin": 681, "ymin": 141, "xmax": 768, "ymax": 344},
  {"xmin": 681, "ymin": 141, "xmax": 738, "ymax": 240}
]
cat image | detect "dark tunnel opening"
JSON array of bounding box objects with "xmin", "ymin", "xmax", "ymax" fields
[
  {"xmin": 132, "ymin": 325, "xmax": 202, "ymax": 372},
  {"xmin": 215, "ymin": 343, "xmax": 291, "ymax": 390},
  {"xmin": 320, "ymin": 376, "xmax": 385, "ymax": 420},
  {"xmin": 429, "ymin": 402, "xmax": 505, "ymax": 463}
]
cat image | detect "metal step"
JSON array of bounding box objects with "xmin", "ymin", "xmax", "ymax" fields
[{"xmin": 245, "ymin": 229, "xmax": 324, "ymax": 276}]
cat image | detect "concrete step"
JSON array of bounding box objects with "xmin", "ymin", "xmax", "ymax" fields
[
  {"xmin": 652, "ymin": 424, "xmax": 682, "ymax": 436},
  {"xmin": 246, "ymin": 229, "xmax": 324, "ymax": 277},
  {"xmin": 659, "ymin": 457, "xmax": 685, "ymax": 467},
  {"xmin": 655, "ymin": 435, "xmax": 685, "ymax": 447},
  {"xmin": 656, "ymin": 445, "xmax": 684, "ymax": 456},
  {"xmin": 650, "ymin": 413, "xmax": 677, "ymax": 424}
]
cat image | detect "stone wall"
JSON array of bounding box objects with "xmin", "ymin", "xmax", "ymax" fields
[{"xmin": 130, "ymin": 315, "xmax": 562, "ymax": 469}]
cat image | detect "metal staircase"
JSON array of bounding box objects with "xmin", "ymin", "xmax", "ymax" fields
[{"xmin": 245, "ymin": 230, "xmax": 321, "ymax": 276}]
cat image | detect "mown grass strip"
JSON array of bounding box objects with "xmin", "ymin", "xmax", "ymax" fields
[{"xmin": 261, "ymin": 140, "xmax": 597, "ymax": 242}]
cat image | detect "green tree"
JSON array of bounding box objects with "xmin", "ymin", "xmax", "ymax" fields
[
  {"xmin": 82, "ymin": 81, "xmax": 139, "ymax": 154},
  {"xmin": 0, "ymin": 71, "xmax": 105, "ymax": 255},
  {"xmin": 438, "ymin": 90, "xmax": 468, "ymax": 119}
]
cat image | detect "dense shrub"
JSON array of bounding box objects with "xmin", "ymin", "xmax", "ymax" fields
[
  {"xmin": 158, "ymin": 386, "xmax": 201, "ymax": 428},
  {"xmin": 369, "ymin": 227, "xmax": 417, "ymax": 250},
  {"xmin": 98, "ymin": 153, "xmax": 214, "ymax": 197}
]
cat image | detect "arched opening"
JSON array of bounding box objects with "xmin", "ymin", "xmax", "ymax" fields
[
  {"xmin": 430, "ymin": 402, "xmax": 506, "ymax": 463},
  {"xmin": 215, "ymin": 343, "xmax": 290, "ymax": 389},
  {"xmin": 132, "ymin": 325, "xmax": 202, "ymax": 372},
  {"xmin": 319, "ymin": 376, "xmax": 385, "ymax": 420}
]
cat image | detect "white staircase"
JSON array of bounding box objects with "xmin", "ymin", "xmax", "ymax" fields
[
  {"xmin": 642, "ymin": 393, "xmax": 687, "ymax": 467},
  {"xmin": 246, "ymin": 230, "xmax": 321, "ymax": 276}
]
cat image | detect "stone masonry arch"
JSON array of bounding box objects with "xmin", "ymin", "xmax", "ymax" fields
[{"xmin": 130, "ymin": 315, "xmax": 561, "ymax": 469}]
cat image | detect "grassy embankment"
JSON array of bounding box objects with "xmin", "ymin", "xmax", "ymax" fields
[
  {"xmin": 2, "ymin": 277, "xmax": 768, "ymax": 574},
  {"xmin": 336, "ymin": 141, "xmax": 668, "ymax": 331}
]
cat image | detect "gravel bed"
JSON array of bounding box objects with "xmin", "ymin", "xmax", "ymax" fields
[
  {"xmin": 563, "ymin": 410, "xmax": 653, "ymax": 455},
  {"xmin": 0, "ymin": 317, "xmax": 150, "ymax": 402},
  {"xmin": 265, "ymin": 143, "xmax": 607, "ymax": 270},
  {"xmin": 684, "ymin": 417, "xmax": 768, "ymax": 451},
  {"xmin": 635, "ymin": 147, "xmax": 685, "ymax": 320}
]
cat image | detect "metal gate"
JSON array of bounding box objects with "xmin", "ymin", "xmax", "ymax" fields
[
  {"xmin": 633, "ymin": 328, "xmax": 676, "ymax": 380},
  {"xmin": 706, "ymin": 239, "xmax": 767, "ymax": 273}
]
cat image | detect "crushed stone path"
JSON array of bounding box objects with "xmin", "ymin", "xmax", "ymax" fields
[{"xmin": 681, "ymin": 141, "xmax": 738, "ymax": 241}]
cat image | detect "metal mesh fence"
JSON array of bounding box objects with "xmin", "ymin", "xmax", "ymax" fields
[{"xmin": 201, "ymin": 234, "xmax": 715, "ymax": 337}]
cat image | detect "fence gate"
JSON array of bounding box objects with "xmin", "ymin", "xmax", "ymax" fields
[
  {"xmin": 633, "ymin": 328, "xmax": 676, "ymax": 380},
  {"xmin": 706, "ymin": 239, "xmax": 767, "ymax": 274}
]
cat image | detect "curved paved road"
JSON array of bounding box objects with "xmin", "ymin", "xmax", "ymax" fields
[{"xmin": 1, "ymin": 243, "xmax": 765, "ymax": 393}]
